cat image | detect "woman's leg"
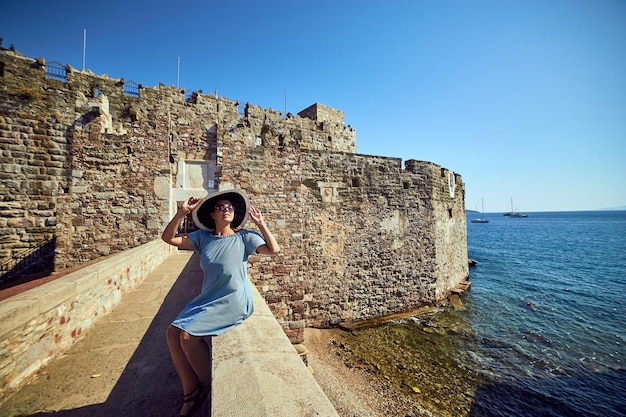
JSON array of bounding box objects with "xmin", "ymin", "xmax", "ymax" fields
[
  {"xmin": 166, "ymin": 325, "xmax": 200, "ymax": 395},
  {"xmin": 166, "ymin": 325, "xmax": 212, "ymax": 415},
  {"xmin": 179, "ymin": 332, "xmax": 212, "ymax": 384}
]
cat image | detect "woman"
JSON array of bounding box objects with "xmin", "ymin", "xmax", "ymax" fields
[{"xmin": 161, "ymin": 189, "xmax": 280, "ymax": 417}]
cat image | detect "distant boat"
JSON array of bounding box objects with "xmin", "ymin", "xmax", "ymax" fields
[
  {"xmin": 471, "ymin": 199, "xmax": 490, "ymax": 223},
  {"xmin": 503, "ymin": 198, "xmax": 529, "ymax": 218},
  {"xmin": 471, "ymin": 218, "xmax": 490, "ymax": 223},
  {"xmin": 506, "ymin": 212, "xmax": 529, "ymax": 218}
]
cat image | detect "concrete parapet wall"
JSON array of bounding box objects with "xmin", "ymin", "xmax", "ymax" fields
[
  {"xmin": 214, "ymin": 280, "xmax": 339, "ymax": 417},
  {"xmin": 0, "ymin": 239, "xmax": 172, "ymax": 396}
]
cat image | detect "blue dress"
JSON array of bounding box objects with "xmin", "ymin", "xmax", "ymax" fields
[{"xmin": 171, "ymin": 229, "xmax": 266, "ymax": 336}]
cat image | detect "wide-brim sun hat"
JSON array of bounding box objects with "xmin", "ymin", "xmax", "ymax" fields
[{"xmin": 192, "ymin": 189, "xmax": 250, "ymax": 231}]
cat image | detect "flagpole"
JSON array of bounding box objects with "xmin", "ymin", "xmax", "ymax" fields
[{"xmin": 82, "ymin": 29, "xmax": 86, "ymax": 70}]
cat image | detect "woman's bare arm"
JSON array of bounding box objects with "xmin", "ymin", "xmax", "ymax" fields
[
  {"xmin": 162, "ymin": 197, "xmax": 202, "ymax": 250},
  {"xmin": 249, "ymin": 207, "xmax": 280, "ymax": 255}
]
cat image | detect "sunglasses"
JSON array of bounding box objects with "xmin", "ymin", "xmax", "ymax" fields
[{"xmin": 214, "ymin": 204, "xmax": 235, "ymax": 212}]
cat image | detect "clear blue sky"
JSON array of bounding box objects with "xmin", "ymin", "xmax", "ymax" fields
[{"xmin": 2, "ymin": 0, "xmax": 625, "ymax": 212}]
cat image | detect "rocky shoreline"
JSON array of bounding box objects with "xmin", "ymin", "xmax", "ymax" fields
[
  {"xmin": 305, "ymin": 328, "xmax": 429, "ymax": 417},
  {"xmin": 304, "ymin": 306, "xmax": 483, "ymax": 417}
]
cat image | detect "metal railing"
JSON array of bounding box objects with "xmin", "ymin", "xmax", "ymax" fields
[
  {"xmin": 0, "ymin": 236, "xmax": 56, "ymax": 286},
  {"xmin": 45, "ymin": 61, "xmax": 67, "ymax": 82},
  {"xmin": 123, "ymin": 80, "xmax": 140, "ymax": 97}
]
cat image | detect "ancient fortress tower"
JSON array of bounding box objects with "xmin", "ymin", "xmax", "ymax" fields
[{"xmin": 0, "ymin": 50, "xmax": 468, "ymax": 337}]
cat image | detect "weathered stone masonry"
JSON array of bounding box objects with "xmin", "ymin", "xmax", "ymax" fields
[{"xmin": 0, "ymin": 50, "xmax": 468, "ymax": 339}]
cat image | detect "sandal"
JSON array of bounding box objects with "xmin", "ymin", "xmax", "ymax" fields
[{"xmin": 178, "ymin": 382, "xmax": 209, "ymax": 417}]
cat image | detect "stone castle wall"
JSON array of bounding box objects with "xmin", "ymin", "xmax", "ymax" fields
[
  {"xmin": 0, "ymin": 53, "xmax": 173, "ymax": 271},
  {"xmin": 0, "ymin": 50, "xmax": 468, "ymax": 335}
]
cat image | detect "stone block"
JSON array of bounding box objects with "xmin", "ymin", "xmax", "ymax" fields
[
  {"xmin": 65, "ymin": 270, "xmax": 100, "ymax": 294},
  {"xmin": 36, "ymin": 281, "xmax": 75, "ymax": 314},
  {"xmin": 0, "ymin": 299, "xmax": 38, "ymax": 337}
]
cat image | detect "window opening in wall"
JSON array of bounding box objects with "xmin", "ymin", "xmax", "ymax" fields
[
  {"xmin": 328, "ymin": 136, "xmax": 332, "ymax": 142},
  {"xmin": 0, "ymin": 62, "xmax": 4, "ymax": 76},
  {"xmin": 351, "ymin": 178, "xmax": 361, "ymax": 187},
  {"xmin": 278, "ymin": 135, "xmax": 285, "ymax": 147},
  {"xmin": 45, "ymin": 61, "xmax": 67, "ymax": 82},
  {"xmin": 448, "ymin": 208, "xmax": 453, "ymax": 218},
  {"xmin": 123, "ymin": 80, "xmax": 140, "ymax": 97},
  {"xmin": 89, "ymin": 85, "xmax": 99, "ymax": 97},
  {"xmin": 403, "ymin": 181, "xmax": 410, "ymax": 189}
]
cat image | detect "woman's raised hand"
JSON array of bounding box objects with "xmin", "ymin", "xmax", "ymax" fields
[
  {"xmin": 181, "ymin": 196, "xmax": 203, "ymax": 213},
  {"xmin": 249, "ymin": 206, "xmax": 265, "ymax": 225}
]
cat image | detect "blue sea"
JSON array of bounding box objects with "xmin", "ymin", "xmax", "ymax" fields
[{"xmin": 464, "ymin": 210, "xmax": 626, "ymax": 417}]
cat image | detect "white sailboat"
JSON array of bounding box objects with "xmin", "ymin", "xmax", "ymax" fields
[
  {"xmin": 471, "ymin": 199, "xmax": 489, "ymax": 223},
  {"xmin": 504, "ymin": 198, "xmax": 529, "ymax": 218}
]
